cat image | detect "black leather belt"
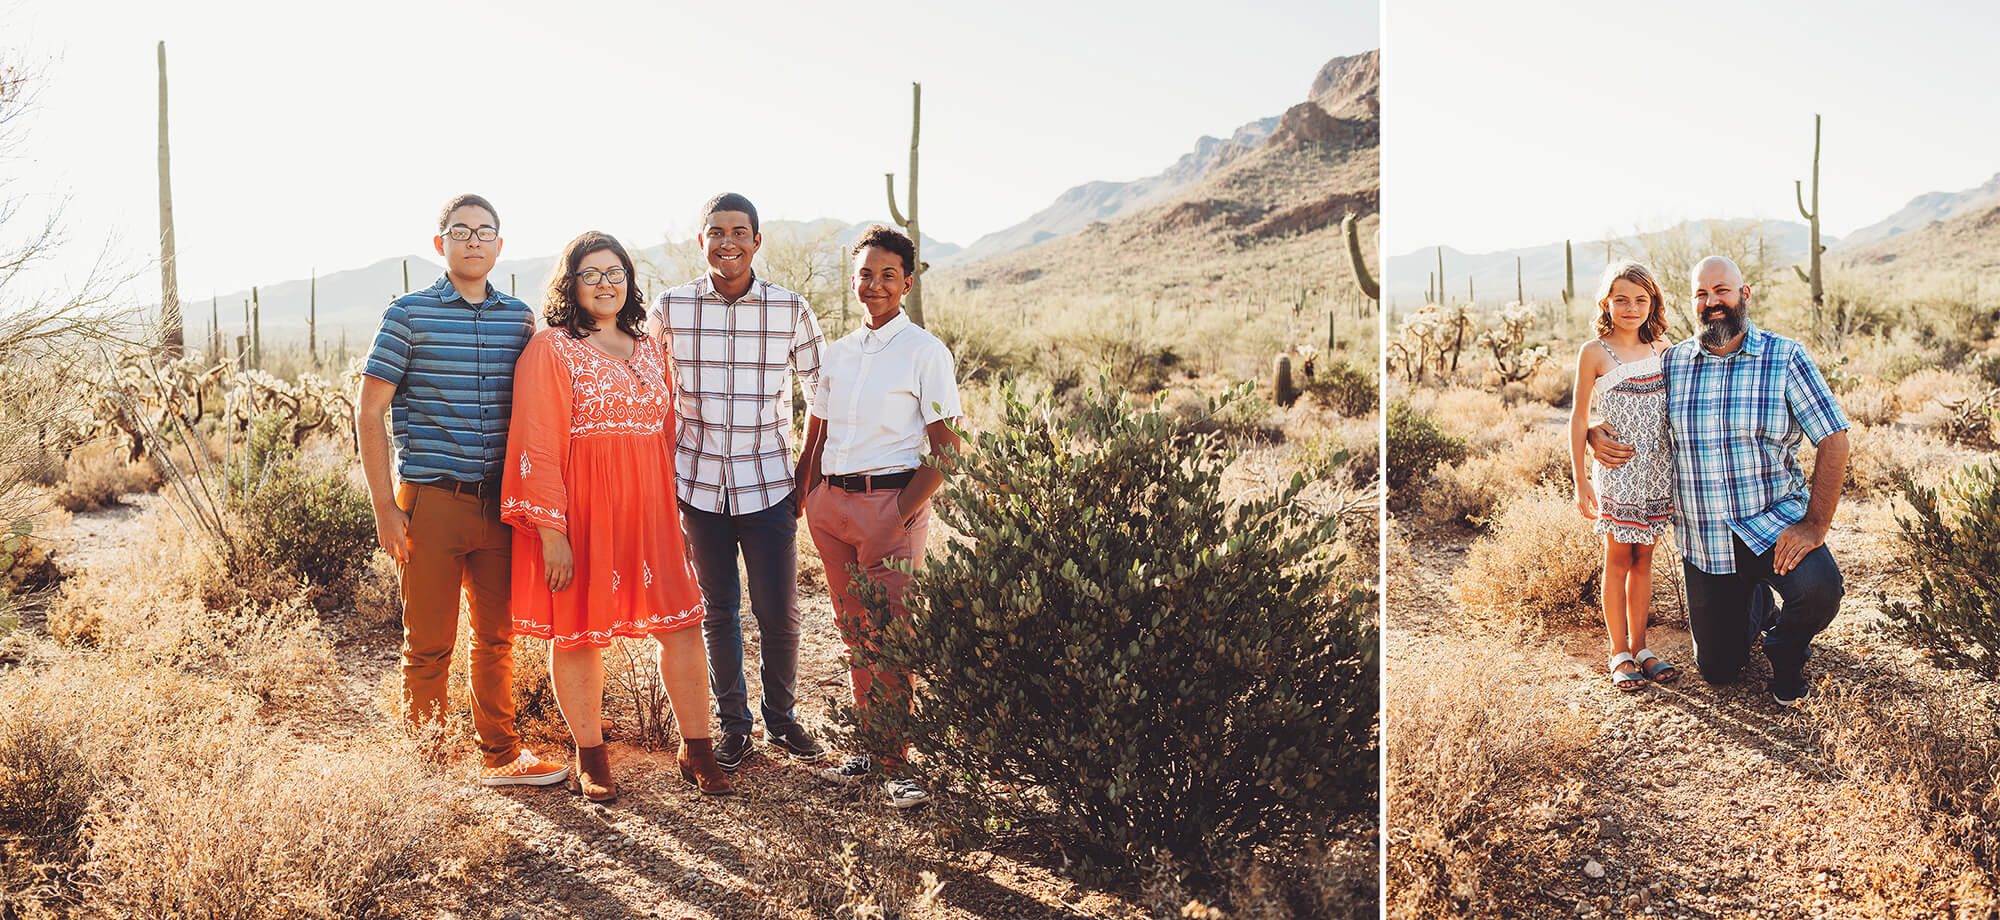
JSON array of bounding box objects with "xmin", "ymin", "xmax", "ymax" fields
[
  {"xmin": 420, "ymin": 478, "xmax": 495, "ymax": 499},
  {"xmin": 825, "ymin": 471, "xmax": 915, "ymax": 492}
]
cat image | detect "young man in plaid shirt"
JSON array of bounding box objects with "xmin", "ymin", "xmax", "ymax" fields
[
  {"xmin": 1592, "ymin": 255, "xmax": 1851, "ymax": 707},
  {"xmin": 655, "ymin": 193, "xmax": 828, "ymax": 769}
]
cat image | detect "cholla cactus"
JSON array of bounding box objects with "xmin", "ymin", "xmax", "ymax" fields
[{"xmin": 1480, "ymin": 301, "xmax": 1552, "ymax": 385}]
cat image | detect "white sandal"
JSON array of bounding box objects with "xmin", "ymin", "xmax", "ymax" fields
[
  {"xmin": 1608, "ymin": 652, "xmax": 1644, "ymax": 692},
  {"xmin": 1635, "ymin": 647, "xmax": 1679, "ymax": 684}
]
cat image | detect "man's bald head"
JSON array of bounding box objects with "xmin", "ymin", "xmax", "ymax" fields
[{"xmin": 1693, "ymin": 255, "xmax": 1745, "ymax": 290}]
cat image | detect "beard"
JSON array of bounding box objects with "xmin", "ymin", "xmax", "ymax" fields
[{"xmin": 1698, "ymin": 298, "xmax": 1748, "ymax": 348}]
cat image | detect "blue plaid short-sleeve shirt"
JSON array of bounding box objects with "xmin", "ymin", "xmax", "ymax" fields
[
  {"xmin": 362, "ymin": 276, "xmax": 535, "ymax": 484},
  {"xmin": 1663, "ymin": 322, "xmax": 1850, "ymax": 574}
]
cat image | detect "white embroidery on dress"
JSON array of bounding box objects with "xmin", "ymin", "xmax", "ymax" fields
[
  {"xmin": 611, "ymin": 569, "xmax": 621, "ymax": 593},
  {"xmin": 642, "ymin": 561, "xmax": 654, "ymax": 587},
  {"xmin": 519, "ymin": 452, "xmax": 532, "ymax": 477}
]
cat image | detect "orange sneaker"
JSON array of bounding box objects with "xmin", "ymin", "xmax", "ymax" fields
[{"xmin": 479, "ymin": 749, "xmax": 569, "ymax": 787}]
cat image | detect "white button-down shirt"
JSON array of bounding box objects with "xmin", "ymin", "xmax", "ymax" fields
[
  {"xmin": 811, "ymin": 311, "xmax": 961, "ymax": 476},
  {"xmin": 656, "ymin": 274, "xmax": 824, "ymax": 515}
]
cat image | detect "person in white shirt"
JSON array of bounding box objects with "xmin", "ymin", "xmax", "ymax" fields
[{"xmin": 797, "ymin": 225, "xmax": 963, "ymax": 810}]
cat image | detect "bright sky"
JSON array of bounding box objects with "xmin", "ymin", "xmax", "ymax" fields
[
  {"xmin": 5, "ymin": 0, "xmax": 1376, "ymax": 304},
  {"xmin": 1386, "ymin": 0, "xmax": 2000, "ymax": 254}
]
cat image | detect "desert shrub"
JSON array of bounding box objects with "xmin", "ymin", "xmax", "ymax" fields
[
  {"xmin": 1386, "ymin": 400, "xmax": 1468, "ymax": 496},
  {"xmin": 227, "ymin": 415, "xmax": 375, "ymax": 604},
  {"xmin": 1386, "ymin": 625, "xmax": 1596, "ymax": 918},
  {"xmin": 1842, "ymin": 379, "xmax": 1899, "ymax": 427},
  {"xmin": 855, "ymin": 383, "xmax": 1376, "ymax": 882},
  {"xmin": 1419, "ymin": 427, "xmax": 1569, "ymax": 528},
  {"xmin": 1173, "ymin": 387, "xmax": 1285, "ymax": 445},
  {"xmin": 1842, "ymin": 424, "xmax": 1965, "ymax": 498},
  {"xmin": 1884, "ymin": 462, "xmax": 2000, "ymax": 666},
  {"xmin": 1453, "ymin": 485, "xmax": 1601, "ymax": 626},
  {"xmin": 0, "ymin": 709, "xmax": 95, "ymax": 864},
  {"xmin": 51, "ymin": 441, "xmax": 161, "ymax": 512},
  {"xmin": 1304, "ymin": 359, "xmax": 1377, "ymax": 416}
]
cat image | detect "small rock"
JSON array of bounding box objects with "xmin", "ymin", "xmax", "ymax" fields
[{"xmin": 1583, "ymin": 859, "xmax": 1606, "ymax": 879}]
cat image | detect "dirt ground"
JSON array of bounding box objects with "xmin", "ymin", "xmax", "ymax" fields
[{"xmin": 1388, "ymin": 496, "xmax": 2000, "ymax": 920}]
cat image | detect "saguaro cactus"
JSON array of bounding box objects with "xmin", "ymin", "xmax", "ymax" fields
[
  {"xmin": 1342, "ymin": 211, "xmax": 1378, "ymax": 301},
  {"xmin": 1793, "ymin": 113, "xmax": 1825, "ymax": 309},
  {"xmin": 157, "ymin": 41, "xmax": 182, "ymax": 357},
  {"xmin": 1435, "ymin": 248, "xmax": 1446, "ymax": 305},
  {"xmin": 252, "ymin": 286, "xmax": 262, "ymax": 369},
  {"xmin": 402, "ymin": 259, "xmax": 410, "ymax": 293},
  {"xmin": 209, "ymin": 297, "xmax": 220, "ymax": 363},
  {"xmin": 309, "ymin": 269, "xmax": 318, "ymax": 362},
  {"xmin": 1515, "ymin": 256, "xmax": 1524, "ymax": 305},
  {"xmin": 884, "ymin": 82, "xmax": 925, "ymax": 326},
  {"xmin": 1563, "ymin": 239, "xmax": 1576, "ymax": 303}
]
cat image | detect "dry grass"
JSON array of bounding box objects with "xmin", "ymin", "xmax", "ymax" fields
[
  {"xmin": 1385, "ymin": 622, "xmax": 1597, "ymax": 919},
  {"xmin": 1451, "ymin": 485, "xmax": 1604, "ymax": 627},
  {"xmin": 1797, "ymin": 682, "xmax": 2000, "ymax": 914},
  {"xmin": 1418, "ymin": 426, "xmax": 1570, "ymax": 528},
  {"xmin": 1, "ymin": 494, "xmax": 507, "ymax": 917},
  {"xmin": 50, "ymin": 440, "xmax": 160, "ymax": 512}
]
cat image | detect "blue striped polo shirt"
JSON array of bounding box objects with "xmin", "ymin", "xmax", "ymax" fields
[{"xmin": 363, "ymin": 276, "xmax": 535, "ymax": 484}]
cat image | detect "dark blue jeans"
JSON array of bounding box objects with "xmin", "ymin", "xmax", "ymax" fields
[
  {"xmin": 1684, "ymin": 536, "xmax": 1844, "ymax": 684},
  {"xmin": 681, "ymin": 492, "xmax": 803, "ymax": 738}
]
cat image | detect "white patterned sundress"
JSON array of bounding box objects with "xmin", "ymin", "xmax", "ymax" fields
[{"xmin": 1590, "ymin": 340, "xmax": 1673, "ymax": 544}]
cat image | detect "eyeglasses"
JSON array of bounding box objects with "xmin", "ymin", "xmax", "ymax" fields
[
  {"xmin": 444, "ymin": 225, "xmax": 499, "ymax": 242},
  {"xmin": 575, "ymin": 268, "xmax": 628, "ymax": 285}
]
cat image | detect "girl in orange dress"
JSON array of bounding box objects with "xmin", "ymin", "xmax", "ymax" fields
[{"xmin": 501, "ymin": 231, "xmax": 730, "ymax": 801}]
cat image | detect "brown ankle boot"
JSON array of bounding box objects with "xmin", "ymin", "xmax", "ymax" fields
[
  {"xmin": 678, "ymin": 737, "xmax": 734, "ymax": 796},
  {"xmin": 575, "ymin": 743, "xmax": 617, "ymax": 803}
]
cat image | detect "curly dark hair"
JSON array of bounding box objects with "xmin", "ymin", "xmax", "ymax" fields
[
  {"xmin": 849, "ymin": 224, "xmax": 915, "ymax": 274},
  {"xmin": 543, "ymin": 231, "xmax": 647, "ymax": 340},
  {"xmin": 1593, "ymin": 259, "xmax": 1670, "ymax": 344}
]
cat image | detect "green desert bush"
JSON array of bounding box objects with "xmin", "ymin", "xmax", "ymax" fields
[
  {"xmin": 852, "ymin": 383, "xmax": 1376, "ymax": 882},
  {"xmin": 1452, "ymin": 485, "xmax": 1602, "ymax": 627},
  {"xmin": 1386, "ymin": 400, "xmax": 1468, "ymax": 497},
  {"xmin": 227, "ymin": 415, "xmax": 375, "ymax": 605},
  {"xmin": 1884, "ymin": 461, "xmax": 2000, "ymax": 666},
  {"xmin": 1305, "ymin": 359, "xmax": 1378, "ymax": 416}
]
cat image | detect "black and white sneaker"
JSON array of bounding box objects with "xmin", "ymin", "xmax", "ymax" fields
[
  {"xmin": 1770, "ymin": 672, "xmax": 1812, "ymax": 708},
  {"xmin": 818, "ymin": 755, "xmax": 872, "ymax": 785},
  {"xmin": 714, "ymin": 732, "xmax": 756, "ymax": 772},
  {"xmin": 766, "ymin": 725, "xmax": 827, "ymax": 763},
  {"xmin": 884, "ymin": 779, "xmax": 931, "ymax": 810}
]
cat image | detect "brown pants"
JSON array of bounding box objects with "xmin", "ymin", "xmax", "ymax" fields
[
  {"xmin": 397, "ymin": 481, "xmax": 518, "ymax": 768},
  {"xmin": 804, "ymin": 482, "xmax": 930, "ymax": 764}
]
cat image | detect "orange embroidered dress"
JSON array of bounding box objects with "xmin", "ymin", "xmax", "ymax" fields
[{"xmin": 501, "ymin": 328, "xmax": 704, "ymax": 648}]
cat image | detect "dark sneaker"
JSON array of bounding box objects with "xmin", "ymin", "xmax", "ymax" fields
[
  {"xmin": 884, "ymin": 778, "xmax": 931, "ymax": 810},
  {"xmin": 818, "ymin": 754, "xmax": 872, "ymax": 785},
  {"xmin": 1770, "ymin": 671, "xmax": 1811, "ymax": 708},
  {"xmin": 714, "ymin": 732, "xmax": 755, "ymax": 772},
  {"xmin": 766, "ymin": 725, "xmax": 826, "ymax": 763}
]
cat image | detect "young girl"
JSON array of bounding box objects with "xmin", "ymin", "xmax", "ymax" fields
[{"xmin": 1569, "ymin": 260, "xmax": 1679, "ymax": 691}]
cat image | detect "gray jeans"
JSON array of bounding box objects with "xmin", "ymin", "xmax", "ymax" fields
[{"xmin": 681, "ymin": 492, "xmax": 803, "ymax": 738}]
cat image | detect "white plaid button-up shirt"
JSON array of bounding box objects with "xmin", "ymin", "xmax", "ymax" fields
[{"xmin": 655, "ymin": 274, "xmax": 825, "ymax": 515}]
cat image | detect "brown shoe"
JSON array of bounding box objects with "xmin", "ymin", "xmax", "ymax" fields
[
  {"xmin": 574, "ymin": 743, "xmax": 617, "ymax": 803},
  {"xmin": 677, "ymin": 737, "xmax": 735, "ymax": 796}
]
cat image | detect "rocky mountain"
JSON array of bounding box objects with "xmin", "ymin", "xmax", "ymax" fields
[
  {"xmin": 1385, "ymin": 219, "xmax": 1822, "ymax": 309},
  {"xmin": 1840, "ymin": 199, "xmax": 2000, "ymax": 281},
  {"xmin": 1838, "ymin": 172, "xmax": 2000, "ymax": 251},
  {"xmin": 937, "ymin": 50, "xmax": 1380, "ymax": 308},
  {"xmin": 944, "ymin": 116, "xmax": 1282, "ymax": 266}
]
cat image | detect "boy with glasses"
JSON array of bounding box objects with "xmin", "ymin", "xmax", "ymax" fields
[{"xmin": 357, "ymin": 194, "xmax": 566, "ymax": 786}]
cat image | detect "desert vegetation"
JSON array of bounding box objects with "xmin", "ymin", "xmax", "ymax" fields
[{"xmin": 1384, "ymin": 236, "xmax": 2000, "ymax": 916}]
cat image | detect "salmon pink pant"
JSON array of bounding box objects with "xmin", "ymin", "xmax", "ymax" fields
[{"xmin": 804, "ymin": 481, "xmax": 930, "ymax": 764}]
